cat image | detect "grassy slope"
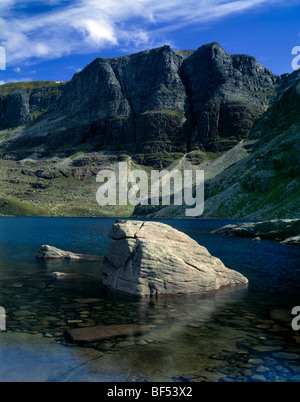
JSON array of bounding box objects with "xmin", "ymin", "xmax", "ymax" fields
[
  {"xmin": 0, "ymin": 81, "xmax": 65, "ymax": 96},
  {"xmin": 0, "ymin": 118, "xmax": 298, "ymax": 219},
  {"xmin": 0, "ymin": 154, "xmax": 136, "ymax": 217},
  {"xmin": 200, "ymin": 83, "xmax": 300, "ymax": 219},
  {"xmin": 201, "ymin": 128, "xmax": 300, "ymax": 219},
  {"xmin": 0, "ymin": 79, "xmax": 299, "ymax": 219},
  {"xmin": 149, "ymin": 81, "xmax": 300, "ymax": 219}
]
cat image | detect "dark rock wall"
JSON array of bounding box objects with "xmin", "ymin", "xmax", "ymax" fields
[
  {"xmin": 0, "ymin": 43, "xmax": 288, "ymax": 165},
  {"xmin": 0, "ymin": 84, "xmax": 64, "ymax": 130}
]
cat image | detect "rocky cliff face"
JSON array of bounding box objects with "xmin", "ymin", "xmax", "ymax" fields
[
  {"xmin": 142, "ymin": 72, "xmax": 300, "ymax": 220},
  {"xmin": 0, "ymin": 43, "xmax": 282, "ymax": 167},
  {"xmin": 181, "ymin": 43, "xmax": 277, "ymax": 151},
  {"xmin": 0, "ymin": 67, "xmax": 298, "ymax": 219},
  {"xmin": 0, "ymin": 81, "xmax": 65, "ymax": 130}
]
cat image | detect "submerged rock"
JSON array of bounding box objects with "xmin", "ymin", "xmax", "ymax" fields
[
  {"xmin": 270, "ymin": 309, "xmax": 292, "ymax": 324},
  {"xmin": 102, "ymin": 220, "xmax": 248, "ymax": 297},
  {"xmin": 212, "ymin": 219, "xmax": 300, "ymax": 242},
  {"xmin": 36, "ymin": 245, "xmax": 79, "ymax": 260},
  {"xmin": 35, "ymin": 245, "xmax": 102, "ymax": 260},
  {"xmin": 50, "ymin": 272, "xmax": 81, "ymax": 279},
  {"xmin": 64, "ymin": 324, "xmax": 150, "ymax": 343}
]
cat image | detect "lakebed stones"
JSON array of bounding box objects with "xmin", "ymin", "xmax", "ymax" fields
[
  {"xmin": 102, "ymin": 220, "xmax": 248, "ymax": 297},
  {"xmin": 35, "ymin": 245, "xmax": 102, "ymax": 260},
  {"xmin": 270, "ymin": 310, "xmax": 292, "ymax": 325},
  {"xmin": 212, "ymin": 219, "xmax": 300, "ymax": 243}
]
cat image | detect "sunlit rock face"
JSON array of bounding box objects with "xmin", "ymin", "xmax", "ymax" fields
[{"xmin": 102, "ymin": 220, "xmax": 248, "ymax": 297}]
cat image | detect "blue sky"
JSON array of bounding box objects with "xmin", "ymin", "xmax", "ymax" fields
[{"xmin": 0, "ymin": 0, "xmax": 300, "ymax": 85}]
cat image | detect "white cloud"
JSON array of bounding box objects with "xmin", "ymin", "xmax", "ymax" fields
[
  {"xmin": 0, "ymin": 0, "xmax": 291, "ymax": 66},
  {"xmin": 0, "ymin": 80, "xmax": 5, "ymax": 85},
  {"xmin": 73, "ymin": 18, "xmax": 118, "ymax": 46}
]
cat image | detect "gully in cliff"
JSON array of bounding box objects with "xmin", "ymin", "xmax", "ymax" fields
[{"xmin": 96, "ymin": 161, "xmax": 204, "ymax": 217}]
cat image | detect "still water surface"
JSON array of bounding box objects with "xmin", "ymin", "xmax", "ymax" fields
[{"xmin": 0, "ymin": 217, "xmax": 299, "ymax": 382}]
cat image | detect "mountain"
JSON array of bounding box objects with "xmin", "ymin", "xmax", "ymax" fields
[
  {"xmin": 0, "ymin": 43, "xmax": 298, "ymax": 218},
  {"xmin": 142, "ymin": 72, "xmax": 300, "ymax": 219},
  {"xmin": 0, "ymin": 43, "xmax": 278, "ymax": 166}
]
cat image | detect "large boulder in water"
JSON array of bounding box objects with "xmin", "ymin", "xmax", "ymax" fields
[{"xmin": 102, "ymin": 220, "xmax": 248, "ymax": 297}]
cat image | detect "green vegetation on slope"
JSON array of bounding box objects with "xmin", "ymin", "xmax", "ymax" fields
[{"xmin": 0, "ymin": 81, "xmax": 65, "ymax": 96}]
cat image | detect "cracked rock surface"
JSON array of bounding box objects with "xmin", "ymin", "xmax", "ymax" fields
[{"xmin": 102, "ymin": 220, "xmax": 248, "ymax": 297}]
